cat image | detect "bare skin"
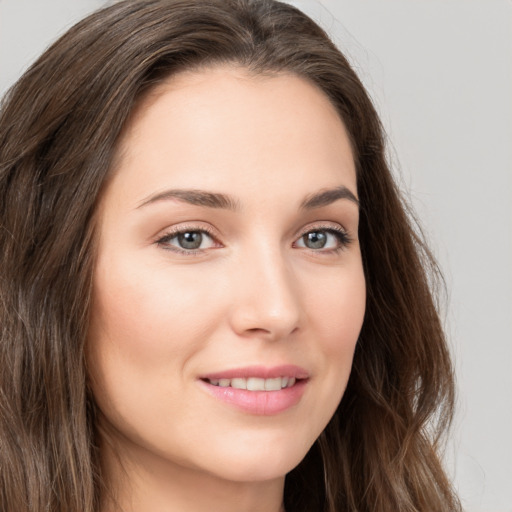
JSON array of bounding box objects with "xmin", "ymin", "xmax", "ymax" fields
[{"xmin": 88, "ymin": 66, "xmax": 365, "ymax": 512}]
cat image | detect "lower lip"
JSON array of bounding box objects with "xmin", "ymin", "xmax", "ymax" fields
[{"xmin": 199, "ymin": 379, "xmax": 308, "ymax": 415}]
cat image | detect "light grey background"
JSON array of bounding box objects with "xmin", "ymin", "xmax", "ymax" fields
[{"xmin": 1, "ymin": 1, "xmax": 511, "ymax": 511}]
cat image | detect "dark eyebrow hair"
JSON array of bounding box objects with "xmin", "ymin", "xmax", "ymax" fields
[
  {"xmin": 300, "ymin": 186, "xmax": 359, "ymax": 210},
  {"xmin": 136, "ymin": 189, "xmax": 240, "ymax": 211},
  {"xmin": 136, "ymin": 185, "xmax": 358, "ymax": 212}
]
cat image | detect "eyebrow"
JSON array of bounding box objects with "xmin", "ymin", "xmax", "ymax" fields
[
  {"xmin": 136, "ymin": 185, "xmax": 358, "ymax": 211},
  {"xmin": 136, "ymin": 189, "xmax": 240, "ymax": 211},
  {"xmin": 300, "ymin": 186, "xmax": 359, "ymax": 210}
]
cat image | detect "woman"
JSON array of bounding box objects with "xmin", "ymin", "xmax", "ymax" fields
[{"xmin": 0, "ymin": 1, "xmax": 461, "ymax": 511}]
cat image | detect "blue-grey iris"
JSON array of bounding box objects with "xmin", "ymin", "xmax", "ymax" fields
[{"xmin": 304, "ymin": 231, "xmax": 327, "ymax": 249}]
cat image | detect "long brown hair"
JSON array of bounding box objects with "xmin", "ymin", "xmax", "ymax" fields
[{"xmin": 0, "ymin": 1, "xmax": 460, "ymax": 510}]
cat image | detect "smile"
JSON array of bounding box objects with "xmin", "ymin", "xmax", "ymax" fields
[
  {"xmin": 205, "ymin": 376, "xmax": 296, "ymax": 390},
  {"xmin": 199, "ymin": 365, "xmax": 309, "ymax": 415}
]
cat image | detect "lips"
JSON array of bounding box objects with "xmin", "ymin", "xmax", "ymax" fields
[
  {"xmin": 198, "ymin": 365, "xmax": 309, "ymax": 415},
  {"xmin": 200, "ymin": 364, "xmax": 309, "ymax": 381}
]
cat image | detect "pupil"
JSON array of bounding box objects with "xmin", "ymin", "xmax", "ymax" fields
[
  {"xmin": 178, "ymin": 232, "xmax": 202, "ymax": 250},
  {"xmin": 305, "ymin": 231, "xmax": 326, "ymax": 249}
]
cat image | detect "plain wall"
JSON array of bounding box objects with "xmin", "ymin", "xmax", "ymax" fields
[{"xmin": 1, "ymin": 1, "xmax": 511, "ymax": 511}]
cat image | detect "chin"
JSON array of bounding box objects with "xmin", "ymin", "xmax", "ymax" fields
[
  {"xmin": 196, "ymin": 435, "xmax": 313, "ymax": 483},
  {"xmin": 207, "ymin": 459, "xmax": 300, "ymax": 484}
]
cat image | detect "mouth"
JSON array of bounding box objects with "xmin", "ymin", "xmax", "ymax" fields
[
  {"xmin": 202, "ymin": 376, "xmax": 298, "ymax": 391},
  {"xmin": 198, "ymin": 365, "xmax": 309, "ymax": 415}
]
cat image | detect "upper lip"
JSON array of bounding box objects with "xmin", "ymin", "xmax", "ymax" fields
[{"xmin": 200, "ymin": 365, "xmax": 309, "ymax": 381}]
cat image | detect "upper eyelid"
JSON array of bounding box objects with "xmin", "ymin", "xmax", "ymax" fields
[
  {"xmin": 154, "ymin": 223, "xmax": 218, "ymax": 241},
  {"xmin": 295, "ymin": 221, "xmax": 348, "ymax": 237}
]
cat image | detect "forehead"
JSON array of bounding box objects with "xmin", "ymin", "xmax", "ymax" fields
[{"xmin": 107, "ymin": 65, "xmax": 356, "ymax": 208}]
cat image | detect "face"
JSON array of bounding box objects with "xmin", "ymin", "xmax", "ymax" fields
[{"xmin": 88, "ymin": 66, "xmax": 365, "ymax": 485}]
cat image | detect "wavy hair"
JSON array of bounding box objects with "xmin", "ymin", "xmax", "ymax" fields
[{"xmin": 0, "ymin": 1, "xmax": 460, "ymax": 510}]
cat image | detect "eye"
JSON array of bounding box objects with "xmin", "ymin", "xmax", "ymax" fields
[
  {"xmin": 294, "ymin": 227, "xmax": 350, "ymax": 251},
  {"xmin": 156, "ymin": 228, "xmax": 217, "ymax": 252}
]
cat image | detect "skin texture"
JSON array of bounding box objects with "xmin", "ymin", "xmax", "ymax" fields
[{"xmin": 87, "ymin": 66, "xmax": 366, "ymax": 512}]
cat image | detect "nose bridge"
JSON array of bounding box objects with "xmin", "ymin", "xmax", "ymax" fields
[{"xmin": 230, "ymin": 238, "xmax": 301, "ymax": 339}]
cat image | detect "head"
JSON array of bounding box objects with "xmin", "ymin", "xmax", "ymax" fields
[{"xmin": 0, "ymin": 1, "xmax": 458, "ymax": 511}]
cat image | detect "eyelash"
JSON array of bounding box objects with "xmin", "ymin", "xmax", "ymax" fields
[
  {"xmin": 155, "ymin": 224, "xmax": 352, "ymax": 255},
  {"xmin": 294, "ymin": 225, "xmax": 352, "ymax": 254},
  {"xmin": 155, "ymin": 225, "xmax": 218, "ymax": 255}
]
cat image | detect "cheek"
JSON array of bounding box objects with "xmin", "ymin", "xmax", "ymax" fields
[
  {"xmin": 86, "ymin": 251, "xmax": 233, "ymax": 423},
  {"xmin": 86, "ymin": 257, "xmax": 198, "ymax": 414},
  {"xmin": 86, "ymin": 256, "xmax": 220, "ymax": 450},
  {"xmin": 306, "ymin": 261, "xmax": 366, "ymax": 351},
  {"xmin": 300, "ymin": 262, "xmax": 365, "ymax": 426},
  {"xmin": 89, "ymin": 254, "xmax": 219, "ymax": 361}
]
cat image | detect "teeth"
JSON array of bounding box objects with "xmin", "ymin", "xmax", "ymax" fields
[
  {"xmin": 207, "ymin": 376, "xmax": 298, "ymax": 390},
  {"xmin": 231, "ymin": 378, "xmax": 246, "ymax": 389},
  {"xmin": 264, "ymin": 377, "xmax": 282, "ymax": 391},
  {"xmin": 247, "ymin": 377, "xmax": 265, "ymax": 391}
]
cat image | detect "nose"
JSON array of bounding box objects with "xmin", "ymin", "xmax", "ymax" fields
[{"xmin": 228, "ymin": 246, "xmax": 302, "ymax": 341}]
